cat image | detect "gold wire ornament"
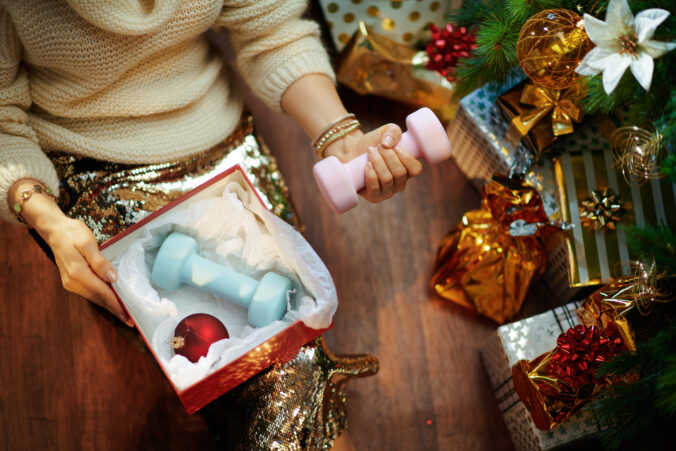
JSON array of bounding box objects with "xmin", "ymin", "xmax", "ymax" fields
[
  {"xmin": 516, "ymin": 9, "xmax": 593, "ymax": 90},
  {"xmin": 610, "ymin": 125, "xmax": 664, "ymax": 186},
  {"xmin": 609, "ymin": 259, "xmax": 673, "ymax": 318}
]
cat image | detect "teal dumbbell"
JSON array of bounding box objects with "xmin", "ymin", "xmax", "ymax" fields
[{"xmin": 151, "ymin": 232, "xmax": 291, "ymax": 327}]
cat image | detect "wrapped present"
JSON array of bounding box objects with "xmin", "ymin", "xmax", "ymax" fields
[
  {"xmin": 512, "ymin": 263, "xmax": 672, "ymax": 431},
  {"xmin": 498, "ymin": 82, "xmax": 585, "ymax": 158},
  {"xmin": 447, "ymin": 76, "xmax": 584, "ymax": 187},
  {"xmin": 319, "ymin": 0, "xmax": 452, "ymax": 51},
  {"xmin": 447, "ymin": 75, "xmax": 536, "ymax": 188},
  {"xmin": 100, "ymin": 167, "xmax": 337, "ymax": 414},
  {"xmin": 553, "ymin": 122, "xmax": 676, "ymax": 286},
  {"xmin": 446, "ymin": 78, "xmax": 584, "ymax": 300},
  {"xmin": 336, "ymin": 21, "xmax": 457, "ymax": 120},
  {"xmin": 430, "ymin": 174, "xmax": 558, "ymax": 323},
  {"xmin": 480, "ymin": 301, "xmax": 602, "ymax": 451}
]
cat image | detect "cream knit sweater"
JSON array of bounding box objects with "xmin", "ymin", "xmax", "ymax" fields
[{"xmin": 0, "ymin": 0, "xmax": 335, "ymax": 223}]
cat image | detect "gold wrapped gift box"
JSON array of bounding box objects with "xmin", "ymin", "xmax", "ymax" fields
[
  {"xmin": 430, "ymin": 174, "xmax": 557, "ymax": 324},
  {"xmin": 553, "ymin": 135, "xmax": 676, "ymax": 286},
  {"xmin": 337, "ymin": 21, "xmax": 457, "ymax": 121}
]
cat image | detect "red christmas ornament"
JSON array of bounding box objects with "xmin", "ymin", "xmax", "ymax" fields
[
  {"xmin": 425, "ymin": 24, "xmax": 477, "ymax": 83},
  {"xmin": 172, "ymin": 313, "xmax": 229, "ymax": 363}
]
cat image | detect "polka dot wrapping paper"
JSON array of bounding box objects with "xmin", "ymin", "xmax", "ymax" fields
[{"xmin": 319, "ymin": 0, "xmax": 454, "ymax": 51}]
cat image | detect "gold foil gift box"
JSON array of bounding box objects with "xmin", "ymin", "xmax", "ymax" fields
[
  {"xmin": 336, "ymin": 21, "xmax": 457, "ymax": 121},
  {"xmin": 511, "ymin": 263, "xmax": 672, "ymax": 430},
  {"xmin": 430, "ymin": 174, "xmax": 559, "ymax": 324}
]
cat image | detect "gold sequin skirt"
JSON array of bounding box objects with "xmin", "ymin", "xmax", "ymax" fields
[
  {"xmin": 49, "ymin": 113, "xmax": 300, "ymax": 243},
  {"xmin": 37, "ymin": 113, "xmax": 378, "ymax": 450}
]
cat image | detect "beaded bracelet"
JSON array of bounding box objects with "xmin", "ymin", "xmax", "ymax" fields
[
  {"xmin": 312, "ymin": 114, "xmax": 362, "ymax": 158},
  {"xmin": 13, "ymin": 184, "xmax": 57, "ymax": 226}
]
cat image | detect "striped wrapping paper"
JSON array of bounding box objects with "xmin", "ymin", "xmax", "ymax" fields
[
  {"xmin": 553, "ymin": 124, "xmax": 676, "ymax": 286},
  {"xmin": 480, "ymin": 302, "xmax": 601, "ymax": 451}
]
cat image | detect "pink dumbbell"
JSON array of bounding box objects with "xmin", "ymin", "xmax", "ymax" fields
[{"xmin": 313, "ymin": 107, "xmax": 451, "ymax": 214}]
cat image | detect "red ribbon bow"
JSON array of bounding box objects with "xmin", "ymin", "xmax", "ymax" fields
[
  {"xmin": 546, "ymin": 322, "xmax": 626, "ymax": 390},
  {"xmin": 425, "ymin": 24, "xmax": 476, "ymax": 82}
]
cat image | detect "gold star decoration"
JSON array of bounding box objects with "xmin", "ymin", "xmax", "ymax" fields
[{"xmin": 579, "ymin": 187, "xmax": 628, "ymax": 231}]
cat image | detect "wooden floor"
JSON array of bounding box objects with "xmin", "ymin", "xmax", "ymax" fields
[{"xmin": 0, "ymin": 26, "xmax": 587, "ymax": 451}]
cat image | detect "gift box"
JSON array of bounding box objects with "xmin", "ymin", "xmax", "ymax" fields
[
  {"xmin": 447, "ymin": 75, "xmax": 581, "ymax": 188},
  {"xmin": 446, "ymin": 77, "xmax": 578, "ymax": 300},
  {"xmin": 480, "ymin": 301, "xmax": 603, "ymax": 450},
  {"xmin": 100, "ymin": 166, "xmax": 336, "ymax": 414},
  {"xmin": 430, "ymin": 174, "xmax": 557, "ymax": 324},
  {"xmin": 319, "ymin": 0, "xmax": 452, "ymax": 51},
  {"xmin": 336, "ymin": 21, "xmax": 457, "ymax": 121},
  {"xmin": 553, "ymin": 124, "xmax": 676, "ymax": 286}
]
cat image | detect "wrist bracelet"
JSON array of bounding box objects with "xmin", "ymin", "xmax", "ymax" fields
[
  {"xmin": 12, "ymin": 184, "xmax": 57, "ymax": 226},
  {"xmin": 312, "ymin": 114, "xmax": 362, "ymax": 158},
  {"xmin": 312, "ymin": 113, "xmax": 356, "ymax": 146}
]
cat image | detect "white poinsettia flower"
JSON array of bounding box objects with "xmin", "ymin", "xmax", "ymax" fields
[{"xmin": 575, "ymin": 0, "xmax": 676, "ymax": 94}]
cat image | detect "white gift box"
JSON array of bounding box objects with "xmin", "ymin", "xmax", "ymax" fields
[
  {"xmin": 480, "ymin": 302, "xmax": 603, "ymax": 450},
  {"xmin": 319, "ymin": 0, "xmax": 453, "ymax": 51},
  {"xmin": 100, "ymin": 166, "xmax": 336, "ymax": 414}
]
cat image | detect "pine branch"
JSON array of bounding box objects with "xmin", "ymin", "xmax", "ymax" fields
[
  {"xmin": 504, "ymin": 0, "xmax": 561, "ymax": 23},
  {"xmin": 581, "ymin": 72, "xmax": 638, "ymax": 115},
  {"xmin": 454, "ymin": 14, "xmax": 520, "ymax": 97},
  {"xmin": 445, "ymin": 0, "xmax": 503, "ymax": 26},
  {"xmin": 662, "ymin": 152, "xmax": 676, "ymax": 183},
  {"xmin": 625, "ymin": 226, "xmax": 676, "ymax": 274},
  {"xmin": 592, "ymin": 324, "xmax": 676, "ymax": 450}
]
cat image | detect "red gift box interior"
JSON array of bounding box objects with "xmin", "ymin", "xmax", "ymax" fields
[{"xmin": 100, "ymin": 165, "xmax": 330, "ymax": 414}]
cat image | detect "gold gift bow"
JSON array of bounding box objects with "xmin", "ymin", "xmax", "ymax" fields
[{"xmin": 512, "ymin": 83, "xmax": 584, "ymax": 138}]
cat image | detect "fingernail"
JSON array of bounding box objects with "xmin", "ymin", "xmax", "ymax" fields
[
  {"xmin": 368, "ymin": 146, "xmax": 377, "ymax": 155},
  {"xmin": 394, "ymin": 145, "xmax": 404, "ymax": 154},
  {"xmin": 382, "ymin": 135, "xmax": 394, "ymax": 148},
  {"xmin": 106, "ymin": 270, "xmax": 118, "ymax": 283}
]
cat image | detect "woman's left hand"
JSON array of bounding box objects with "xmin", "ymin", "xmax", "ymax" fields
[{"xmin": 323, "ymin": 124, "xmax": 423, "ymax": 203}]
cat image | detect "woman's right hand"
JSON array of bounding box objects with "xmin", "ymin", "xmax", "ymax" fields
[{"xmin": 10, "ymin": 179, "xmax": 133, "ymax": 327}]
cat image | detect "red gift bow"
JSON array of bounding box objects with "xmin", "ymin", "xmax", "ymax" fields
[
  {"xmin": 425, "ymin": 24, "xmax": 476, "ymax": 82},
  {"xmin": 546, "ymin": 322, "xmax": 626, "ymax": 390}
]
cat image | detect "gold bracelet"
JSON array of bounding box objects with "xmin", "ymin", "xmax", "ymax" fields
[
  {"xmin": 312, "ymin": 117, "xmax": 362, "ymax": 157},
  {"xmin": 311, "ymin": 113, "xmax": 356, "ymax": 148},
  {"xmin": 12, "ymin": 184, "xmax": 57, "ymax": 226}
]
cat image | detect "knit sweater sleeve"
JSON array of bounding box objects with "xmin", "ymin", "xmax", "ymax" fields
[
  {"xmin": 0, "ymin": 8, "xmax": 59, "ymax": 224},
  {"xmin": 212, "ymin": 0, "xmax": 335, "ymax": 112}
]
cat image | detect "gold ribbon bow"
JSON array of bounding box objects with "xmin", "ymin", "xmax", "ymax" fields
[{"xmin": 511, "ymin": 83, "xmax": 584, "ymax": 138}]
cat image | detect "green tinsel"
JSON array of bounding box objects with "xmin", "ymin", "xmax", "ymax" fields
[{"xmin": 592, "ymin": 323, "xmax": 676, "ymax": 450}]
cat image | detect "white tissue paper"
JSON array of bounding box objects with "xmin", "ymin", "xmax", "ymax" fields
[{"xmin": 111, "ymin": 181, "xmax": 337, "ymax": 390}]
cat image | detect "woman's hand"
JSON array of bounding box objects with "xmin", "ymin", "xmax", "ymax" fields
[
  {"xmin": 323, "ymin": 124, "xmax": 423, "ymax": 203},
  {"xmin": 10, "ymin": 179, "xmax": 133, "ymax": 327},
  {"xmin": 280, "ymin": 74, "xmax": 423, "ymax": 204}
]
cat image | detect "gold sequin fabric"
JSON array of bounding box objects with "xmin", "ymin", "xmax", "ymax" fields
[
  {"xmin": 49, "ymin": 113, "xmax": 301, "ymax": 244},
  {"xmin": 201, "ymin": 337, "xmax": 379, "ymax": 450}
]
